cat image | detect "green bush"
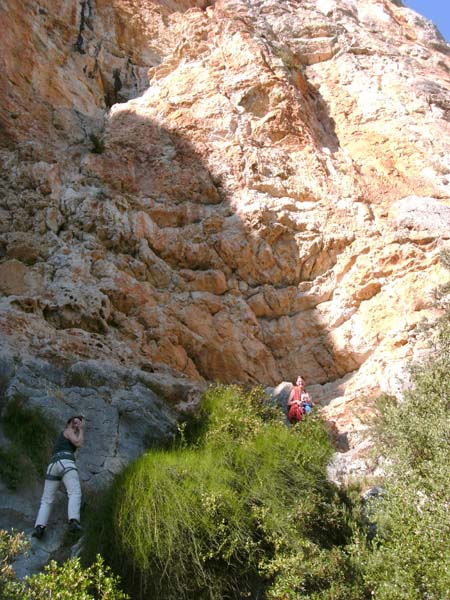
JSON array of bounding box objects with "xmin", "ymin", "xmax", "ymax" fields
[
  {"xmin": 86, "ymin": 385, "xmax": 361, "ymax": 599},
  {"xmin": 358, "ymin": 323, "xmax": 450, "ymax": 599},
  {"xmin": 1, "ymin": 529, "xmax": 128, "ymax": 600},
  {"xmin": 19, "ymin": 556, "xmax": 129, "ymax": 600},
  {"xmin": 0, "ymin": 529, "xmax": 29, "ymax": 600}
]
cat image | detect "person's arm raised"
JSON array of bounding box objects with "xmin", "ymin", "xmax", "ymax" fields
[{"xmin": 65, "ymin": 421, "xmax": 85, "ymax": 447}]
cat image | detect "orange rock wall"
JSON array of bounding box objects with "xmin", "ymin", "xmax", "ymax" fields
[{"xmin": 1, "ymin": 0, "xmax": 450, "ymax": 468}]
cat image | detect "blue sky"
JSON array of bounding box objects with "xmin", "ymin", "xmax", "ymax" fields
[{"xmin": 404, "ymin": 1, "xmax": 450, "ymax": 41}]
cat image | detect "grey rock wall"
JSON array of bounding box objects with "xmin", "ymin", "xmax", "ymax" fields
[{"xmin": 0, "ymin": 344, "xmax": 204, "ymax": 576}]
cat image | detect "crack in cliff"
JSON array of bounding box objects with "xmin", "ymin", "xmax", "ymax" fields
[{"xmin": 74, "ymin": 0, "xmax": 94, "ymax": 55}]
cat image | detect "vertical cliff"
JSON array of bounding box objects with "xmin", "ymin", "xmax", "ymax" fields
[{"xmin": 0, "ymin": 0, "xmax": 449, "ymax": 487}]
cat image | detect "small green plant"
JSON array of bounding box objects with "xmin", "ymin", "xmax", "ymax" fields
[
  {"xmin": 66, "ymin": 369, "xmax": 95, "ymax": 388},
  {"xmin": 0, "ymin": 529, "xmax": 29, "ymax": 600},
  {"xmin": 0, "ymin": 531, "xmax": 128, "ymax": 600},
  {"xmin": 89, "ymin": 133, "xmax": 105, "ymax": 154},
  {"xmin": 19, "ymin": 556, "xmax": 129, "ymax": 600}
]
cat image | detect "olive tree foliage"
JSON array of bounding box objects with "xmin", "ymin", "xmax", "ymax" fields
[{"xmin": 359, "ymin": 250, "xmax": 450, "ymax": 599}]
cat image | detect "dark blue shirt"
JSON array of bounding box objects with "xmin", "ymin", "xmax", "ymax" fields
[{"xmin": 52, "ymin": 431, "xmax": 77, "ymax": 456}]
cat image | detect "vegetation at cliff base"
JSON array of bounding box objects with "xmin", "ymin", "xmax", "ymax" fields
[
  {"xmin": 86, "ymin": 385, "xmax": 361, "ymax": 599},
  {"xmin": 2, "ymin": 328, "xmax": 449, "ymax": 599},
  {"xmin": 355, "ymin": 318, "xmax": 450, "ymax": 599},
  {"xmin": 0, "ymin": 530, "xmax": 128, "ymax": 600}
]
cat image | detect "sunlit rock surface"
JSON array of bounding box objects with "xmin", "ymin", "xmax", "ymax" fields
[{"xmin": 1, "ymin": 0, "xmax": 450, "ymax": 494}]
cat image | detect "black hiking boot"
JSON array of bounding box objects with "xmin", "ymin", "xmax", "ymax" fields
[
  {"xmin": 68, "ymin": 519, "xmax": 82, "ymax": 534},
  {"xmin": 32, "ymin": 525, "xmax": 46, "ymax": 539}
]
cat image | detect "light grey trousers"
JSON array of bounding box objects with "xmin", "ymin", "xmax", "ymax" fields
[{"xmin": 35, "ymin": 459, "xmax": 81, "ymax": 527}]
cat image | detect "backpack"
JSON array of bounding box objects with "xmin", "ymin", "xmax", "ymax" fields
[
  {"xmin": 303, "ymin": 402, "xmax": 312, "ymax": 414},
  {"xmin": 288, "ymin": 402, "xmax": 305, "ymax": 424}
]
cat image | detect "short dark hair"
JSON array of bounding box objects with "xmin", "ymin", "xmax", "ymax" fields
[{"xmin": 66, "ymin": 415, "xmax": 85, "ymax": 426}]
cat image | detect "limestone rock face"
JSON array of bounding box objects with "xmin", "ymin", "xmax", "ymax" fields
[{"xmin": 1, "ymin": 0, "xmax": 450, "ymax": 488}]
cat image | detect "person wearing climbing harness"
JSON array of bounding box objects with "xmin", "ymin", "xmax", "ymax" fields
[
  {"xmin": 32, "ymin": 415, "xmax": 85, "ymax": 539},
  {"xmin": 287, "ymin": 376, "xmax": 313, "ymax": 424}
]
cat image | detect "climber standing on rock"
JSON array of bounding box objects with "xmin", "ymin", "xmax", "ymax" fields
[
  {"xmin": 32, "ymin": 415, "xmax": 85, "ymax": 539},
  {"xmin": 287, "ymin": 376, "xmax": 313, "ymax": 424}
]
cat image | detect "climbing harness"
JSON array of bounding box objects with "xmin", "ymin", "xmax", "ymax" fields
[{"xmin": 45, "ymin": 452, "xmax": 78, "ymax": 481}]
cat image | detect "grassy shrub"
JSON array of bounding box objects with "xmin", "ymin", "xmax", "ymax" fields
[{"xmin": 86, "ymin": 385, "xmax": 362, "ymax": 600}]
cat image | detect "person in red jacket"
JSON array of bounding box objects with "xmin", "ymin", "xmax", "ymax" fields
[{"xmin": 287, "ymin": 376, "xmax": 313, "ymax": 424}]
